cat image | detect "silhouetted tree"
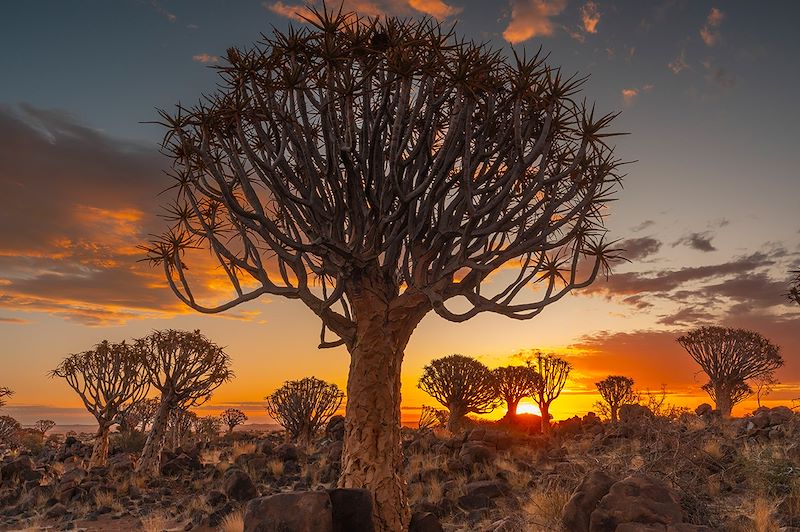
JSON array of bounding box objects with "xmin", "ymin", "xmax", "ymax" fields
[
  {"xmin": 754, "ymin": 373, "xmax": 778, "ymax": 408},
  {"xmin": 220, "ymin": 408, "xmax": 248, "ymax": 434},
  {"xmin": 136, "ymin": 330, "xmax": 233, "ymax": 475},
  {"xmin": 266, "ymin": 377, "xmax": 344, "ymax": 444},
  {"xmin": 168, "ymin": 407, "xmax": 197, "ymax": 450},
  {"xmin": 417, "ymin": 405, "xmax": 448, "ymax": 430},
  {"xmin": 493, "ymin": 365, "xmax": 540, "ymax": 421},
  {"xmin": 418, "ymin": 355, "xmax": 498, "ymax": 432},
  {"xmin": 678, "ymin": 326, "xmax": 783, "ymax": 417},
  {"xmin": 595, "ymin": 375, "xmax": 636, "ymax": 422},
  {"xmin": 51, "ymin": 340, "xmax": 149, "ymax": 467},
  {"xmin": 790, "ymin": 270, "xmax": 800, "ymax": 305},
  {"xmin": 143, "ymin": 10, "xmax": 623, "ymax": 528},
  {"xmin": 0, "ymin": 415, "xmax": 21, "ymax": 447},
  {"xmin": 33, "ymin": 419, "xmax": 56, "ymax": 437},
  {"xmin": 0, "ymin": 387, "xmax": 12, "ymax": 409},
  {"xmin": 531, "ymin": 353, "xmax": 571, "ymax": 432}
]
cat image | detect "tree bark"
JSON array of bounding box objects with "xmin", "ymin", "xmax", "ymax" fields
[
  {"xmin": 540, "ymin": 402, "xmax": 551, "ymax": 433},
  {"xmin": 610, "ymin": 404, "xmax": 618, "ymax": 423},
  {"xmin": 506, "ymin": 398, "xmax": 520, "ymax": 419},
  {"xmin": 715, "ymin": 387, "xmax": 733, "ymax": 418},
  {"xmin": 137, "ymin": 397, "xmax": 171, "ymax": 476},
  {"xmin": 89, "ymin": 423, "xmax": 111, "ymax": 468},
  {"xmin": 338, "ymin": 283, "xmax": 428, "ymax": 532},
  {"xmin": 446, "ymin": 403, "xmax": 467, "ymax": 433}
]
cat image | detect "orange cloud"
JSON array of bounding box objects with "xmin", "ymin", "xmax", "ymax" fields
[
  {"xmin": 408, "ymin": 0, "xmax": 460, "ymax": 19},
  {"xmin": 622, "ymin": 88, "xmax": 638, "ymax": 105},
  {"xmin": 700, "ymin": 7, "xmax": 723, "ymax": 47},
  {"xmin": 503, "ymin": 0, "xmax": 567, "ymax": 44},
  {"xmin": 580, "ymin": 1, "xmax": 600, "ymax": 34},
  {"xmin": 192, "ymin": 53, "xmax": 220, "ymax": 64}
]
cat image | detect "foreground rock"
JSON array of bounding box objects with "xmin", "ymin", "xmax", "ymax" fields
[
  {"xmin": 243, "ymin": 488, "xmax": 373, "ymax": 532},
  {"xmin": 589, "ymin": 474, "xmax": 683, "ymax": 531},
  {"xmin": 562, "ymin": 470, "xmax": 617, "ymax": 531}
]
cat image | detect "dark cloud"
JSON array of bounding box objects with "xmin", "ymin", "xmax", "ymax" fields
[
  {"xmin": 631, "ymin": 220, "xmax": 655, "ymax": 232},
  {"xmin": 673, "ymin": 232, "xmax": 716, "ymax": 252},
  {"xmin": 620, "ymin": 236, "xmax": 661, "ymax": 261},
  {"xmin": 0, "ymin": 104, "xmax": 241, "ymax": 324}
]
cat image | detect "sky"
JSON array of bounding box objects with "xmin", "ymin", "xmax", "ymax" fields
[{"xmin": 0, "ymin": 0, "xmax": 798, "ymax": 426}]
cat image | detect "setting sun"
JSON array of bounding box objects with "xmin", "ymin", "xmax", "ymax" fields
[{"xmin": 515, "ymin": 400, "xmax": 542, "ymax": 417}]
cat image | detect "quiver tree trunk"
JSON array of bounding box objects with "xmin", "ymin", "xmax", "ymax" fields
[
  {"xmin": 714, "ymin": 386, "xmax": 733, "ymax": 418},
  {"xmin": 540, "ymin": 403, "xmax": 552, "ymax": 433},
  {"xmin": 505, "ymin": 398, "xmax": 520, "ymax": 420},
  {"xmin": 446, "ymin": 403, "xmax": 468, "ymax": 433},
  {"xmin": 338, "ymin": 285, "xmax": 427, "ymax": 532},
  {"xmin": 610, "ymin": 405, "xmax": 619, "ymax": 423},
  {"xmin": 137, "ymin": 398, "xmax": 172, "ymax": 476},
  {"xmin": 89, "ymin": 423, "xmax": 111, "ymax": 468}
]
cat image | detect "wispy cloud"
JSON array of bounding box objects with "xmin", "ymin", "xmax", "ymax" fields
[
  {"xmin": 503, "ymin": 0, "xmax": 567, "ymax": 44},
  {"xmin": 265, "ymin": 0, "xmax": 460, "ymax": 21},
  {"xmin": 149, "ymin": 0, "xmax": 176, "ymax": 22},
  {"xmin": 580, "ymin": 1, "xmax": 600, "ymax": 34},
  {"xmin": 673, "ymin": 231, "xmax": 716, "ymax": 252},
  {"xmin": 700, "ymin": 7, "xmax": 724, "ymax": 47},
  {"xmin": 192, "ymin": 53, "xmax": 220, "ymax": 64},
  {"xmin": 622, "ymin": 88, "xmax": 639, "ymax": 106},
  {"xmin": 668, "ymin": 49, "xmax": 688, "ymax": 74}
]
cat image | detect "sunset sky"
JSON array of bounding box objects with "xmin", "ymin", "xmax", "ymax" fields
[{"xmin": 1, "ymin": 0, "xmax": 798, "ymax": 426}]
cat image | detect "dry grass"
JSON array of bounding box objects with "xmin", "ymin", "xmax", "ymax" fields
[
  {"xmin": 200, "ymin": 448, "xmax": 222, "ymax": 465},
  {"xmin": 140, "ymin": 511, "xmax": 169, "ymax": 532},
  {"xmin": 231, "ymin": 441, "xmax": 256, "ymax": 460},
  {"xmin": 520, "ymin": 485, "xmax": 571, "ymax": 531},
  {"xmin": 752, "ymin": 496, "xmax": 781, "ymax": 532},
  {"xmin": 267, "ymin": 458, "xmax": 284, "ymax": 477},
  {"xmin": 219, "ymin": 509, "xmax": 245, "ymax": 532},
  {"xmin": 94, "ymin": 490, "xmax": 123, "ymax": 512}
]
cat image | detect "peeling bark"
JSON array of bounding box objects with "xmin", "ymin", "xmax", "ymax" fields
[
  {"xmin": 715, "ymin": 387, "xmax": 733, "ymax": 418},
  {"xmin": 137, "ymin": 398, "xmax": 171, "ymax": 476},
  {"xmin": 89, "ymin": 424, "xmax": 111, "ymax": 468},
  {"xmin": 338, "ymin": 283, "xmax": 427, "ymax": 532},
  {"xmin": 540, "ymin": 403, "xmax": 552, "ymax": 433}
]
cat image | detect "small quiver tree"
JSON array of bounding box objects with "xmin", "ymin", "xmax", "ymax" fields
[
  {"xmin": 493, "ymin": 365, "xmax": 540, "ymax": 421},
  {"xmin": 220, "ymin": 408, "xmax": 248, "ymax": 434},
  {"xmin": 135, "ymin": 329, "xmax": 233, "ymax": 475},
  {"xmin": 531, "ymin": 353, "xmax": 571, "ymax": 433},
  {"xmin": 194, "ymin": 416, "xmax": 222, "ymax": 443},
  {"xmin": 265, "ymin": 377, "xmax": 344, "ymax": 445},
  {"xmin": 790, "ymin": 270, "xmax": 800, "ymax": 305},
  {"xmin": 418, "ymin": 354, "xmax": 498, "ymax": 432},
  {"xmin": 51, "ymin": 340, "xmax": 149, "ymax": 466},
  {"xmin": 595, "ymin": 375, "xmax": 636, "ymax": 422},
  {"xmin": 677, "ymin": 326, "xmax": 783, "ymax": 417},
  {"xmin": 417, "ymin": 405, "xmax": 448, "ymax": 430},
  {"xmin": 143, "ymin": 9, "xmax": 625, "ymax": 529},
  {"xmin": 0, "ymin": 416, "xmax": 21, "ymax": 449},
  {"xmin": 0, "ymin": 387, "xmax": 12, "ymax": 409},
  {"xmin": 168, "ymin": 408, "xmax": 197, "ymax": 450},
  {"xmin": 33, "ymin": 419, "xmax": 56, "ymax": 438}
]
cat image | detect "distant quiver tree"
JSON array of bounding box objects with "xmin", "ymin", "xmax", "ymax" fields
[
  {"xmin": 677, "ymin": 326, "xmax": 783, "ymax": 417},
  {"xmin": 142, "ymin": 9, "xmax": 624, "ymax": 529},
  {"xmin": 265, "ymin": 377, "xmax": 344, "ymax": 444}
]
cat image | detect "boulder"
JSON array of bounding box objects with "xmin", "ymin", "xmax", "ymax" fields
[
  {"xmin": 619, "ymin": 405, "xmax": 654, "ymax": 424},
  {"xmin": 327, "ymin": 488, "xmax": 373, "ymax": 532},
  {"xmin": 458, "ymin": 441, "xmax": 496, "ymax": 466},
  {"xmin": 409, "ymin": 511, "xmax": 444, "ymax": 532},
  {"xmin": 457, "ymin": 493, "xmax": 491, "ymax": 511},
  {"xmin": 223, "ymin": 468, "xmax": 258, "ymax": 502},
  {"xmin": 274, "ymin": 442, "xmax": 300, "ymax": 461},
  {"xmin": 695, "ymin": 404, "xmax": 713, "ymax": 417},
  {"xmin": 464, "ymin": 480, "xmax": 509, "ymax": 499},
  {"xmin": 768, "ymin": 406, "xmax": 794, "ymax": 426},
  {"xmin": 160, "ymin": 453, "xmax": 202, "ymax": 476},
  {"xmin": 244, "ymin": 492, "xmax": 334, "ymax": 532},
  {"xmin": 589, "ymin": 474, "xmax": 683, "ymax": 531},
  {"xmin": 325, "ymin": 415, "xmax": 346, "ymax": 441},
  {"xmin": 562, "ymin": 470, "xmax": 617, "ymax": 532}
]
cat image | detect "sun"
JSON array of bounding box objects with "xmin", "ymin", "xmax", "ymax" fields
[{"xmin": 515, "ymin": 400, "xmax": 541, "ymax": 416}]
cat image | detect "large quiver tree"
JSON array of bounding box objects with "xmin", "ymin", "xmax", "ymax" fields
[
  {"xmin": 418, "ymin": 354, "xmax": 498, "ymax": 432},
  {"xmin": 51, "ymin": 341, "xmax": 149, "ymax": 467},
  {"xmin": 135, "ymin": 330, "xmax": 232, "ymax": 475},
  {"xmin": 143, "ymin": 10, "xmax": 623, "ymax": 530},
  {"xmin": 677, "ymin": 326, "xmax": 783, "ymax": 416}
]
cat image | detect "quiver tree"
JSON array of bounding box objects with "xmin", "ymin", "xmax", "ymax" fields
[
  {"xmin": 51, "ymin": 341, "xmax": 149, "ymax": 466},
  {"xmin": 143, "ymin": 9, "xmax": 623, "ymax": 529},
  {"xmin": 131, "ymin": 397, "xmax": 161, "ymax": 432},
  {"xmin": 0, "ymin": 387, "xmax": 12, "ymax": 409},
  {"xmin": 678, "ymin": 326, "xmax": 783, "ymax": 417},
  {"xmin": 417, "ymin": 405, "xmax": 448, "ymax": 430},
  {"xmin": 418, "ymin": 354, "xmax": 498, "ymax": 432},
  {"xmin": 220, "ymin": 408, "xmax": 248, "ymax": 433},
  {"xmin": 265, "ymin": 377, "xmax": 344, "ymax": 444},
  {"xmin": 790, "ymin": 270, "xmax": 800, "ymax": 305},
  {"xmin": 168, "ymin": 408, "xmax": 197, "ymax": 450},
  {"xmin": 135, "ymin": 329, "xmax": 232, "ymax": 475},
  {"xmin": 493, "ymin": 365, "xmax": 540, "ymax": 421},
  {"xmin": 33, "ymin": 419, "xmax": 56, "ymax": 437},
  {"xmin": 194, "ymin": 416, "xmax": 222, "ymax": 442},
  {"xmin": 595, "ymin": 375, "xmax": 636, "ymax": 422},
  {"xmin": 531, "ymin": 353, "xmax": 571, "ymax": 432},
  {"xmin": 0, "ymin": 416, "xmax": 21, "ymax": 447}
]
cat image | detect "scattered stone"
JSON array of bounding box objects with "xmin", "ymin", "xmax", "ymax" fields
[
  {"xmin": 589, "ymin": 474, "xmax": 683, "ymax": 531},
  {"xmin": 563, "ymin": 470, "xmax": 617, "ymax": 532},
  {"xmin": 244, "ymin": 491, "xmax": 334, "ymax": 532},
  {"xmin": 409, "ymin": 511, "xmax": 444, "ymax": 532},
  {"xmin": 223, "ymin": 468, "xmax": 258, "ymax": 502}
]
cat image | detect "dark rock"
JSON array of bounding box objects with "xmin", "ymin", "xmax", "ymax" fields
[
  {"xmin": 207, "ymin": 489, "xmax": 228, "ymax": 508},
  {"xmin": 458, "ymin": 441, "xmax": 496, "ymax": 466},
  {"xmin": 325, "ymin": 415, "xmax": 346, "ymax": 441},
  {"xmin": 274, "ymin": 442, "xmax": 300, "ymax": 462},
  {"xmin": 619, "ymin": 404, "xmax": 654, "ymax": 423},
  {"xmin": 409, "ymin": 511, "xmax": 444, "ymax": 532},
  {"xmin": 327, "ymin": 488, "xmax": 373, "ymax": 532},
  {"xmin": 160, "ymin": 453, "xmax": 202, "ymax": 476},
  {"xmin": 45, "ymin": 503, "xmax": 67, "ymax": 518},
  {"xmin": 223, "ymin": 468, "xmax": 258, "ymax": 502},
  {"xmin": 589, "ymin": 474, "xmax": 683, "ymax": 531},
  {"xmin": 463, "ymin": 480, "xmax": 509, "ymax": 499},
  {"xmin": 563, "ymin": 470, "xmax": 617, "ymax": 532},
  {"xmin": 244, "ymin": 491, "xmax": 333, "ymax": 532},
  {"xmin": 457, "ymin": 493, "xmax": 491, "ymax": 511}
]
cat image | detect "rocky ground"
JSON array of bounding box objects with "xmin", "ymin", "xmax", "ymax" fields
[{"xmin": 2, "ymin": 405, "xmax": 800, "ymax": 531}]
